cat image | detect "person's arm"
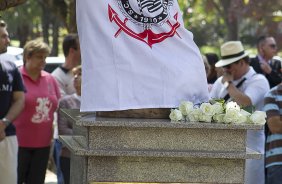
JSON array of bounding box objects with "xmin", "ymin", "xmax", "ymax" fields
[
  {"xmin": 226, "ymin": 83, "xmax": 252, "ymax": 107},
  {"xmin": 0, "ymin": 91, "xmax": 25, "ymax": 141},
  {"xmin": 262, "ymin": 60, "xmax": 282, "ymax": 86},
  {"xmin": 0, "ymin": 131, "xmax": 5, "ymax": 141},
  {"xmin": 222, "ymin": 72, "xmax": 252, "ymax": 107},
  {"xmin": 267, "ymin": 115, "xmax": 282, "ymax": 134},
  {"xmin": 265, "ymin": 70, "xmax": 282, "ymax": 87},
  {"xmin": 4, "ymin": 91, "xmax": 25, "ymax": 122},
  {"xmin": 58, "ymin": 99, "xmax": 73, "ymax": 135}
]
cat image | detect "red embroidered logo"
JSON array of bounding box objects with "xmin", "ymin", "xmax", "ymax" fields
[{"xmin": 109, "ymin": 0, "xmax": 181, "ymax": 47}]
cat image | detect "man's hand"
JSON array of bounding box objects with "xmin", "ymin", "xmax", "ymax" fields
[
  {"xmin": 0, "ymin": 121, "xmax": 7, "ymax": 141},
  {"xmin": 222, "ymin": 72, "xmax": 234, "ymax": 83},
  {"xmin": 0, "ymin": 130, "xmax": 6, "ymax": 142},
  {"xmin": 267, "ymin": 116, "xmax": 282, "ymax": 134},
  {"xmin": 260, "ymin": 62, "xmax": 272, "ymax": 74},
  {"xmin": 0, "ymin": 121, "xmax": 6, "ymax": 132}
]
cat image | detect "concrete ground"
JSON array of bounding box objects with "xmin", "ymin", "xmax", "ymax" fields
[{"xmin": 44, "ymin": 171, "xmax": 198, "ymax": 184}]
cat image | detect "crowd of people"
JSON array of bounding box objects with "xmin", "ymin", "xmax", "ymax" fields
[
  {"xmin": 0, "ymin": 18, "xmax": 282, "ymax": 184},
  {"xmin": 0, "ymin": 20, "xmax": 81, "ymax": 184}
]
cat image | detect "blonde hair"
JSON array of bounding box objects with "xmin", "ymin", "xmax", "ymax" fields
[{"xmin": 23, "ymin": 39, "xmax": 50, "ymax": 64}]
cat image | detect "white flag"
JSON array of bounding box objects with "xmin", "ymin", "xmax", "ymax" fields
[{"xmin": 77, "ymin": 0, "xmax": 209, "ymax": 112}]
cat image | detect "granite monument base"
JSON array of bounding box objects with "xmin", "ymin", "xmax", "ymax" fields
[{"xmin": 59, "ymin": 109, "xmax": 263, "ymax": 184}]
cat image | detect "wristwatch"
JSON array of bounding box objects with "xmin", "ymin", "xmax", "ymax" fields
[
  {"xmin": 223, "ymin": 81, "xmax": 232, "ymax": 89},
  {"xmin": 1, "ymin": 118, "xmax": 11, "ymax": 127}
]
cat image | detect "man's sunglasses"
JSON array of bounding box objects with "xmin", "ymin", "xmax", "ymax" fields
[
  {"xmin": 223, "ymin": 64, "xmax": 232, "ymax": 69},
  {"xmin": 223, "ymin": 59, "xmax": 242, "ymax": 69}
]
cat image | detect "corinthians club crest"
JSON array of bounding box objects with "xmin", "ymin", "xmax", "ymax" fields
[{"xmin": 108, "ymin": 0, "xmax": 181, "ymax": 47}]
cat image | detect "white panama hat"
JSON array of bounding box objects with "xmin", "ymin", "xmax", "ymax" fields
[{"xmin": 215, "ymin": 41, "xmax": 249, "ymax": 68}]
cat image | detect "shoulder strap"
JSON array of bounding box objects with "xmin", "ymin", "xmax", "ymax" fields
[{"xmin": 223, "ymin": 78, "xmax": 246, "ymax": 101}]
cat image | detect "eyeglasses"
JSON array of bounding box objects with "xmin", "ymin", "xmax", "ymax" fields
[
  {"xmin": 223, "ymin": 64, "xmax": 232, "ymax": 69},
  {"xmin": 222, "ymin": 59, "xmax": 242, "ymax": 69},
  {"xmin": 269, "ymin": 44, "xmax": 277, "ymax": 49}
]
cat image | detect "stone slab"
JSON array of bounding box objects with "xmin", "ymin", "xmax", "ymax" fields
[
  {"xmin": 59, "ymin": 136, "xmax": 250, "ymax": 183},
  {"xmin": 70, "ymin": 154, "xmax": 87, "ymax": 184},
  {"xmin": 61, "ymin": 109, "xmax": 264, "ymax": 130},
  {"xmin": 87, "ymin": 156, "xmax": 245, "ymax": 183},
  {"xmin": 60, "ymin": 109, "xmax": 264, "ymax": 153},
  {"xmin": 59, "ymin": 136, "xmax": 262, "ymax": 159},
  {"xmin": 88, "ymin": 127, "xmax": 246, "ymax": 152}
]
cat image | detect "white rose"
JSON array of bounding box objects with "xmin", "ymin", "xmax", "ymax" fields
[
  {"xmin": 187, "ymin": 108, "xmax": 202, "ymax": 122},
  {"xmin": 226, "ymin": 101, "xmax": 240, "ymax": 111},
  {"xmin": 212, "ymin": 102, "xmax": 224, "ymax": 115},
  {"xmin": 224, "ymin": 108, "xmax": 240, "ymax": 124},
  {"xmin": 249, "ymin": 111, "xmax": 267, "ymax": 125},
  {"xmin": 200, "ymin": 102, "xmax": 214, "ymax": 116},
  {"xmin": 237, "ymin": 109, "xmax": 251, "ymax": 124},
  {"xmin": 169, "ymin": 109, "xmax": 183, "ymax": 121},
  {"xmin": 233, "ymin": 112, "xmax": 248, "ymax": 124},
  {"xmin": 199, "ymin": 114, "xmax": 213, "ymax": 123},
  {"xmin": 213, "ymin": 114, "xmax": 225, "ymax": 123},
  {"xmin": 179, "ymin": 101, "xmax": 194, "ymax": 116}
]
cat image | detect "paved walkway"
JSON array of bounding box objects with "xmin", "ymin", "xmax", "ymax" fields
[{"xmin": 44, "ymin": 171, "xmax": 198, "ymax": 184}]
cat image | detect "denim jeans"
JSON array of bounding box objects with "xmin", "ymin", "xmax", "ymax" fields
[
  {"xmin": 54, "ymin": 139, "xmax": 64, "ymax": 184},
  {"xmin": 266, "ymin": 165, "xmax": 282, "ymax": 184}
]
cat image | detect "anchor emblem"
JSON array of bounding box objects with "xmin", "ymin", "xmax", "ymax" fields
[{"xmin": 108, "ymin": 0, "xmax": 181, "ymax": 47}]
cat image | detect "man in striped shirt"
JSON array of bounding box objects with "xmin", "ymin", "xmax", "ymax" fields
[{"xmin": 264, "ymin": 83, "xmax": 282, "ymax": 184}]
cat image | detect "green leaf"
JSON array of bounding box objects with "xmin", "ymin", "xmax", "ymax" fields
[
  {"xmin": 209, "ymin": 98, "xmax": 225, "ymax": 105},
  {"xmin": 242, "ymin": 105, "xmax": 255, "ymax": 113}
]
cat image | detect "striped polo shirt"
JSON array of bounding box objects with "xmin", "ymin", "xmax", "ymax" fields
[{"xmin": 264, "ymin": 83, "xmax": 282, "ymax": 168}]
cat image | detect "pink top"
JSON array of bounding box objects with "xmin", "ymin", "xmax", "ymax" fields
[{"xmin": 15, "ymin": 67, "xmax": 61, "ymax": 147}]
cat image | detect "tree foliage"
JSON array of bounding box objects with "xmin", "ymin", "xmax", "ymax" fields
[
  {"xmin": 1, "ymin": 0, "xmax": 76, "ymax": 55},
  {"xmin": 1, "ymin": 0, "xmax": 41, "ymax": 47},
  {"xmin": 178, "ymin": 0, "xmax": 282, "ymax": 51},
  {"xmin": 0, "ymin": 0, "xmax": 26, "ymax": 11}
]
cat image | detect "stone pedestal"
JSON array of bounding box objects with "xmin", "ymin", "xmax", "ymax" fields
[{"xmin": 59, "ymin": 109, "xmax": 263, "ymax": 184}]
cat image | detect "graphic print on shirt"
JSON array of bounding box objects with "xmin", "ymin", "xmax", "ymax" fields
[
  {"xmin": 0, "ymin": 71, "xmax": 13, "ymax": 92},
  {"xmin": 31, "ymin": 97, "xmax": 52, "ymax": 123},
  {"xmin": 6, "ymin": 72, "xmax": 13, "ymax": 83}
]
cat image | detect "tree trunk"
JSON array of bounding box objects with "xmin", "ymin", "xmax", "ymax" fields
[
  {"xmin": 220, "ymin": 0, "xmax": 239, "ymax": 41},
  {"xmin": 41, "ymin": 2, "xmax": 50, "ymax": 45},
  {"xmin": 67, "ymin": 0, "xmax": 77, "ymax": 33},
  {"xmin": 17, "ymin": 23, "xmax": 29, "ymax": 48},
  {"xmin": 51, "ymin": 19, "xmax": 59, "ymax": 56},
  {"xmin": 226, "ymin": 14, "xmax": 238, "ymax": 40}
]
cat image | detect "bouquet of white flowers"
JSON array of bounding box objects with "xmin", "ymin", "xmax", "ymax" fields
[{"xmin": 169, "ymin": 100, "xmax": 266, "ymax": 125}]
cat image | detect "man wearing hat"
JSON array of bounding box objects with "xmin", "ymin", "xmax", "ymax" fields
[{"xmin": 210, "ymin": 41, "xmax": 270, "ymax": 184}]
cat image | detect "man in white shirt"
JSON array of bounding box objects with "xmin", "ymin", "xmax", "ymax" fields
[
  {"xmin": 52, "ymin": 34, "xmax": 81, "ymax": 96},
  {"xmin": 210, "ymin": 41, "xmax": 270, "ymax": 184}
]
